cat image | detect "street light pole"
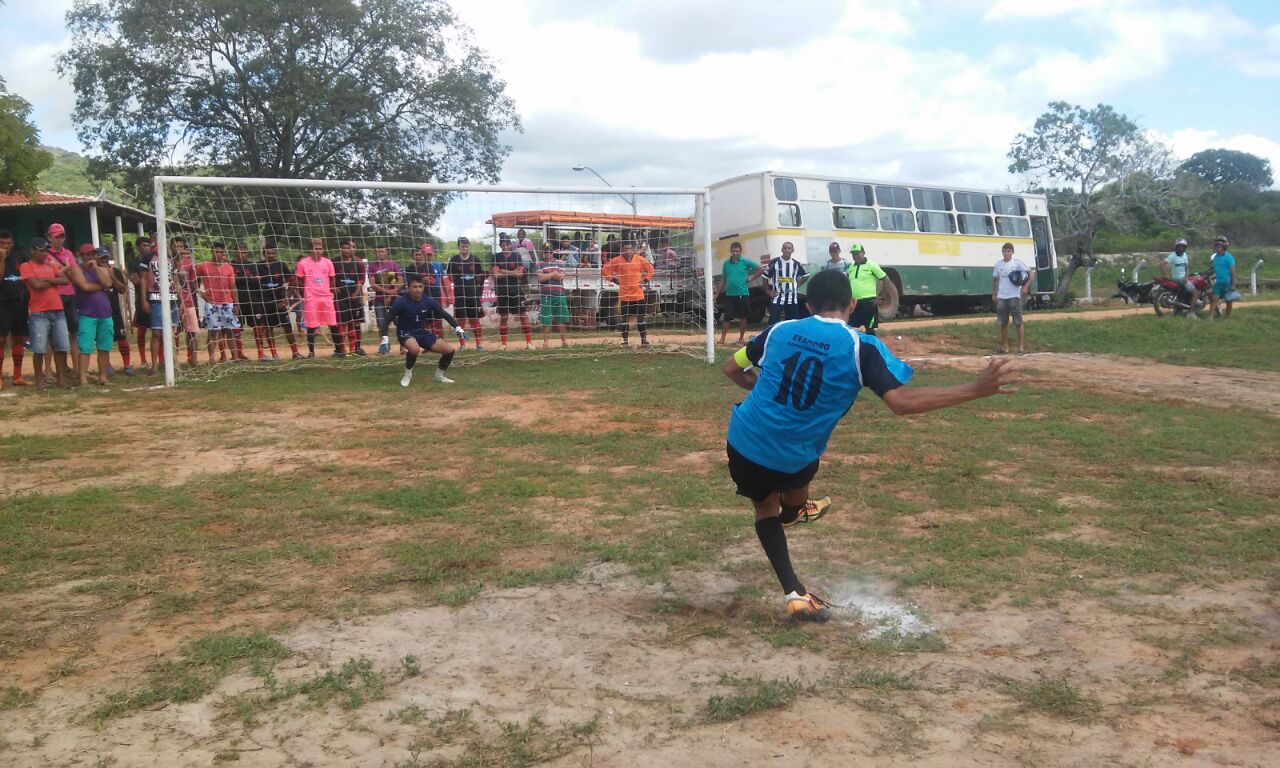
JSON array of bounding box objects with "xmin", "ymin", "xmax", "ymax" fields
[{"xmin": 572, "ymin": 164, "xmax": 637, "ymax": 216}]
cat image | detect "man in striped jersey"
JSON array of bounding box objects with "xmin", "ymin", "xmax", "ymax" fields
[{"xmin": 762, "ymin": 241, "xmax": 809, "ymax": 325}]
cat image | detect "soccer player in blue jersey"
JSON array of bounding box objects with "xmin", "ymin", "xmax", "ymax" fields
[
  {"xmin": 386, "ymin": 276, "xmax": 468, "ymax": 387},
  {"xmin": 724, "ymin": 270, "xmax": 1019, "ymax": 622}
]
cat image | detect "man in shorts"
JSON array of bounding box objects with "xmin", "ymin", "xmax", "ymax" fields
[
  {"xmin": 445, "ymin": 237, "xmax": 485, "ymax": 350},
  {"xmin": 762, "ymin": 242, "xmax": 808, "ymax": 325},
  {"xmin": 335, "ymin": 237, "xmax": 367, "ymax": 355},
  {"xmin": 847, "ymin": 243, "xmax": 888, "ymax": 336},
  {"xmin": 536, "ymin": 245, "xmax": 571, "ymax": 348},
  {"xmin": 492, "ymin": 233, "xmax": 533, "ymax": 350},
  {"xmin": 1161, "ymin": 238, "xmax": 1199, "ymax": 318},
  {"xmin": 195, "ymin": 242, "xmax": 243, "ymax": 363},
  {"xmin": 602, "ymin": 240, "xmax": 655, "ymax": 347},
  {"xmin": 724, "ymin": 270, "xmax": 1019, "ymax": 621},
  {"xmin": 170, "ymin": 237, "xmax": 202, "ymax": 366},
  {"xmin": 128, "ymin": 236, "xmax": 154, "ymax": 369},
  {"xmin": 0, "ymin": 229, "xmax": 31, "ymax": 387},
  {"xmin": 386, "ymin": 275, "xmax": 467, "ymax": 387},
  {"xmin": 143, "ymin": 239, "xmax": 183, "ymax": 374},
  {"xmin": 1209, "ymin": 236, "xmax": 1237, "ymax": 320},
  {"xmin": 19, "ymin": 238, "xmax": 72, "ymax": 388},
  {"xmin": 100, "ymin": 246, "xmax": 134, "ymax": 374},
  {"xmin": 258, "ymin": 240, "xmax": 302, "ymax": 360},
  {"xmin": 229, "ymin": 242, "xmax": 265, "ymax": 358},
  {"xmin": 45, "ymin": 223, "xmax": 79, "ymax": 378},
  {"xmin": 367, "ymin": 244, "xmax": 402, "ymax": 354},
  {"xmin": 991, "ymin": 242, "xmax": 1034, "ymax": 354},
  {"xmin": 295, "ymin": 238, "xmax": 344, "ymax": 358},
  {"xmin": 67, "ymin": 245, "xmax": 119, "ymax": 385},
  {"xmin": 716, "ymin": 241, "xmax": 760, "ymax": 345}
]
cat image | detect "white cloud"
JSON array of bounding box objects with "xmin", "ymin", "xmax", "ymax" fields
[{"xmin": 0, "ymin": 0, "xmax": 79, "ymax": 150}]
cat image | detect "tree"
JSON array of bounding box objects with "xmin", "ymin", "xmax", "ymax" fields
[
  {"xmin": 0, "ymin": 77, "xmax": 54, "ymax": 196},
  {"xmin": 1009, "ymin": 102, "xmax": 1167, "ymax": 301},
  {"xmin": 1179, "ymin": 149, "xmax": 1274, "ymax": 190},
  {"xmin": 59, "ymin": 0, "xmax": 519, "ymax": 235}
]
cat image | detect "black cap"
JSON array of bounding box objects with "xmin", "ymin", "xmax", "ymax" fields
[{"xmin": 31, "ymin": 237, "xmax": 50, "ymax": 250}]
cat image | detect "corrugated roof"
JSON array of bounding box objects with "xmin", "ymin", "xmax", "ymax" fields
[{"xmin": 0, "ymin": 192, "xmax": 98, "ymax": 207}]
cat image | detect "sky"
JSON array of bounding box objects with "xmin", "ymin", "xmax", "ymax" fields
[{"xmin": 3, "ymin": 0, "xmax": 1278, "ymax": 201}]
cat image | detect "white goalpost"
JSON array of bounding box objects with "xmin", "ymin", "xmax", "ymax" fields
[{"xmin": 152, "ymin": 177, "xmax": 715, "ymax": 387}]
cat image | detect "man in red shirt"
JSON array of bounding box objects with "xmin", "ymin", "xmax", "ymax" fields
[
  {"xmin": 195, "ymin": 242, "xmax": 243, "ymax": 363},
  {"xmin": 19, "ymin": 238, "xmax": 72, "ymax": 388}
]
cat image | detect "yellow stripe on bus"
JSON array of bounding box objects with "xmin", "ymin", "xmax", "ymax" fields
[{"xmin": 700, "ymin": 228, "xmax": 1034, "ymax": 253}]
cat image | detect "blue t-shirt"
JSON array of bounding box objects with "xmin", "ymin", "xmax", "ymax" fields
[
  {"xmin": 727, "ymin": 315, "xmax": 913, "ymax": 472},
  {"xmin": 1212, "ymin": 251, "xmax": 1235, "ymax": 286},
  {"xmin": 1164, "ymin": 251, "xmax": 1189, "ymax": 281},
  {"xmin": 387, "ymin": 294, "xmax": 453, "ymax": 338}
]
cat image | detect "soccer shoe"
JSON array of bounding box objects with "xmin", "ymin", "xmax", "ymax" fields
[
  {"xmin": 122, "ymin": 366, "xmax": 135, "ymax": 376},
  {"xmin": 785, "ymin": 591, "xmax": 831, "ymax": 623},
  {"xmin": 474, "ymin": 344, "xmax": 485, "ymax": 352},
  {"xmin": 333, "ymin": 351, "xmax": 348, "ymax": 359},
  {"xmin": 293, "ymin": 352, "xmax": 305, "ymax": 361},
  {"xmin": 783, "ymin": 496, "xmax": 832, "ymax": 528},
  {"xmin": 640, "ymin": 339, "xmax": 651, "ymax": 348},
  {"xmin": 353, "ymin": 347, "xmax": 368, "ymax": 357},
  {"xmin": 433, "ymin": 370, "xmax": 455, "ymax": 384},
  {"xmin": 400, "ymin": 369, "xmax": 413, "ymax": 387},
  {"xmin": 500, "ymin": 343, "xmax": 509, "ymax": 351},
  {"xmin": 525, "ymin": 342, "xmax": 535, "ymax": 350}
]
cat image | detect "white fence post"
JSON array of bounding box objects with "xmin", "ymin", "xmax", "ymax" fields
[
  {"xmin": 1252, "ymin": 260, "xmax": 1265, "ymax": 296},
  {"xmin": 1133, "ymin": 262, "xmax": 1142, "ymax": 282},
  {"xmin": 1084, "ymin": 265, "xmax": 1096, "ymax": 302}
]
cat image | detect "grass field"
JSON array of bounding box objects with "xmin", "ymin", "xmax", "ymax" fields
[{"xmin": 1, "ymin": 331, "xmax": 1277, "ymax": 766}]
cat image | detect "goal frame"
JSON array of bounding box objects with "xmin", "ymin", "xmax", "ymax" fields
[{"xmin": 152, "ymin": 176, "xmax": 714, "ymax": 386}]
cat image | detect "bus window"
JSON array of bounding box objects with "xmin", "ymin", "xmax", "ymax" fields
[
  {"xmin": 829, "ymin": 182, "xmax": 873, "ymax": 206},
  {"xmin": 879, "ymin": 209, "xmax": 915, "ymax": 232},
  {"xmin": 833, "ymin": 206, "xmax": 878, "ymax": 230},
  {"xmin": 916, "ymin": 211, "xmax": 956, "ymax": 234},
  {"xmin": 778, "ymin": 203, "xmax": 802, "ymax": 228},
  {"xmin": 958, "ymin": 214, "xmax": 995, "ymax": 236},
  {"xmin": 773, "ymin": 177, "xmax": 799, "ymax": 202},
  {"xmin": 954, "ymin": 192, "xmax": 989, "ymax": 213},
  {"xmin": 992, "ymin": 195, "xmax": 1026, "ymax": 216},
  {"xmin": 875, "ymin": 185, "xmax": 912, "ymax": 209},
  {"xmin": 995, "ymin": 216, "xmax": 1031, "ymax": 238},
  {"xmin": 912, "ymin": 188, "xmax": 952, "ymax": 211}
]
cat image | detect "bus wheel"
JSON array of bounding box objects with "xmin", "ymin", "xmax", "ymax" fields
[{"xmin": 876, "ymin": 280, "xmax": 900, "ymax": 322}]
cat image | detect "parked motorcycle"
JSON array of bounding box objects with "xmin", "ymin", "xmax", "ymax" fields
[
  {"xmin": 1113, "ymin": 277, "xmax": 1154, "ymax": 305},
  {"xmin": 1151, "ymin": 270, "xmax": 1212, "ymax": 317}
]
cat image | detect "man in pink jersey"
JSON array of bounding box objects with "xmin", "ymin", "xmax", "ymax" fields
[
  {"xmin": 295, "ymin": 238, "xmax": 345, "ymax": 358},
  {"xmin": 45, "ymin": 223, "xmax": 79, "ymax": 378}
]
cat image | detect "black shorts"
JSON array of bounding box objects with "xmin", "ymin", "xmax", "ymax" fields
[
  {"xmin": 111, "ymin": 307, "xmax": 127, "ymax": 342},
  {"xmin": 133, "ymin": 303, "xmax": 151, "ymax": 329},
  {"xmin": 454, "ymin": 295, "xmax": 483, "ymax": 319},
  {"xmin": 61, "ymin": 294, "xmax": 79, "ymax": 335},
  {"xmin": 849, "ymin": 299, "xmax": 878, "ymax": 332},
  {"xmin": 0, "ymin": 300, "xmax": 28, "ymax": 336},
  {"xmin": 238, "ymin": 306, "xmax": 260, "ymax": 327},
  {"xmin": 496, "ymin": 291, "xmax": 524, "ymax": 316},
  {"xmin": 726, "ymin": 442, "xmax": 820, "ymax": 503},
  {"xmin": 399, "ymin": 329, "xmax": 439, "ymax": 351},
  {"xmin": 722, "ymin": 295, "xmax": 750, "ymax": 322},
  {"xmin": 620, "ymin": 299, "xmax": 646, "ymax": 317},
  {"xmin": 337, "ymin": 297, "xmax": 364, "ymax": 325}
]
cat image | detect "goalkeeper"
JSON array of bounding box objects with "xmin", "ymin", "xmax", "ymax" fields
[
  {"xmin": 387, "ymin": 276, "xmax": 467, "ymax": 387},
  {"xmin": 723, "ymin": 270, "xmax": 1019, "ymax": 622}
]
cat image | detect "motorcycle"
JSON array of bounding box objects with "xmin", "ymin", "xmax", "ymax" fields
[
  {"xmin": 1151, "ymin": 270, "xmax": 1212, "ymax": 317},
  {"xmin": 1113, "ymin": 277, "xmax": 1154, "ymax": 305}
]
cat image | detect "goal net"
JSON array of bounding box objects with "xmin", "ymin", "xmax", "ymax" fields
[{"xmin": 150, "ymin": 178, "xmax": 712, "ymax": 385}]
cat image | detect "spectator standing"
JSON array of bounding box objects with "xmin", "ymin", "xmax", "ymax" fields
[
  {"xmin": 602, "ymin": 240, "xmax": 655, "ymax": 347},
  {"xmin": 558, "ymin": 236, "xmax": 581, "ymax": 267},
  {"xmin": 19, "ymin": 237, "xmax": 71, "ymax": 388},
  {"xmin": 102, "ymin": 247, "xmax": 134, "ymax": 374},
  {"xmin": 991, "ymin": 242, "xmax": 1034, "ymax": 354},
  {"xmin": 143, "ymin": 239, "xmax": 183, "ymax": 375},
  {"xmin": 258, "ymin": 241, "xmax": 302, "ymax": 360},
  {"xmin": 295, "ymin": 238, "xmax": 344, "ymax": 358},
  {"xmin": 0, "ymin": 229, "xmax": 31, "ymax": 387},
  {"xmin": 492, "ymin": 234, "xmax": 533, "ymax": 350},
  {"xmin": 536, "ymin": 246, "xmax": 571, "ymax": 348},
  {"xmin": 582, "ymin": 236, "xmax": 601, "ymax": 267},
  {"xmin": 404, "ymin": 244, "xmax": 449, "ymax": 336},
  {"xmin": 445, "ymin": 237, "xmax": 485, "ymax": 350},
  {"xmin": 335, "ymin": 237, "xmax": 367, "ymax": 355},
  {"xmin": 195, "ymin": 242, "xmax": 243, "ymax": 363},
  {"xmin": 715, "ymin": 241, "xmax": 761, "ymax": 345},
  {"xmin": 762, "ymin": 242, "xmax": 808, "ymax": 325},
  {"xmin": 1209, "ymin": 236, "xmax": 1237, "ymax": 320},
  {"xmin": 127, "ymin": 237, "xmax": 153, "ymax": 369},
  {"xmin": 230, "ymin": 243, "xmax": 264, "ymax": 358},
  {"xmin": 847, "ymin": 244, "xmax": 888, "ymax": 336},
  {"xmin": 45, "ymin": 223, "xmax": 79, "ymax": 378},
  {"xmin": 67, "ymin": 245, "xmax": 117, "ymax": 385},
  {"xmin": 366, "ymin": 244, "xmax": 402, "ymax": 355},
  {"xmin": 820, "ymin": 242, "xmax": 849, "ymax": 273},
  {"xmin": 173, "ymin": 237, "xmax": 202, "ymax": 367}
]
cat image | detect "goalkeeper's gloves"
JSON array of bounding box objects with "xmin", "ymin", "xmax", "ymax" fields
[
  {"xmin": 378, "ymin": 336, "xmax": 390, "ymax": 354},
  {"xmin": 454, "ymin": 326, "xmax": 469, "ymax": 341}
]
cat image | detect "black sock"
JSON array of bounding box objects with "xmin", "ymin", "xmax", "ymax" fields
[
  {"xmin": 622, "ymin": 326, "xmax": 629, "ymax": 342},
  {"xmin": 406, "ymin": 352, "xmax": 417, "ymax": 370},
  {"xmin": 438, "ymin": 351, "xmax": 454, "ymax": 370},
  {"xmin": 638, "ymin": 320, "xmax": 648, "ymax": 340},
  {"xmin": 330, "ymin": 326, "xmax": 345, "ymax": 353},
  {"xmin": 755, "ymin": 516, "xmax": 804, "ymax": 595},
  {"xmin": 307, "ymin": 328, "xmax": 316, "ymax": 354}
]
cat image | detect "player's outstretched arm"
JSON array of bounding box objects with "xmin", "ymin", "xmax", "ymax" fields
[{"xmin": 880, "ymin": 357, "xmax": 1019, "ymax": 416}]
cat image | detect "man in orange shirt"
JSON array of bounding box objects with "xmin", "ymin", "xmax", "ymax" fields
[
  {"xmin": 18, "ymin": 238, "xmax": 72, "ymax": 388},
  {"xmin": 602, "ymin": 240, "xmax": 655, "ymax": 347}
]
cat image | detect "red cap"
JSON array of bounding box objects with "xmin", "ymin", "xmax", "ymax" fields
[
  {"xmin": 77, "ymin": 243, "xmax": 97, "ymax": 257},
  {"xmin": 48, "ymin": 223, "xmax": 66, "ymax": 236},
  {"xmin": 420, "ymin": 243, "xmax": 435, "ymax": 254}
]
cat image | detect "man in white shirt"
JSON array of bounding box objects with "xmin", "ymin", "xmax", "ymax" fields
[
  {"xmin": 1160, "ymin": 238, "xmax": 1198, "ymax": 316},
  {"xmin": 991, "ymin": 243, "xmax": 1034, "ymax": 355}
]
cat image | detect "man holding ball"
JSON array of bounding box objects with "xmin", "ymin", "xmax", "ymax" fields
[{"xmin": 723, "ymin": 270, "xmax": 1020, "ymax": 622}]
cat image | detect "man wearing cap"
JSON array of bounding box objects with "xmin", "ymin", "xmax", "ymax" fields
[
  {"xmin": 1161, "ymin": 238, "xmax": 1199, "ymax": 316},
  {"xmin": 45, "ymin": 223, "xmax": 80, "ymax": 378},
  {"xmin": 1209, "ymin": 236, "xmax": 1237, "ymax": 320},
  {"xmin": 367, "ymin": 244, "xmax": 402, "ymax": 354},
  {"xmin": 847, "ymin": 244, "xmax": 888, "ymax": 336},
  {"xmin": 0, "ymin": 229, "xmax": 32, "ymax": 387},
  {"xmin": 67, "ymin": 245, "xmax": 120, "ymax": 385},
  {"xmin": 821, "ymin": 242, "xmax": 850, "ymax": 273},
  {"xmin": 715, "ymin": 241, "xmax": 761, "ymax": 345},
  {"xmin": 992, "ymin": 242, "xmax": 1034, "ymax": 354},
  {"xmin": 19, "ymin": 237, "xmax": 72, "ymax": 388}
]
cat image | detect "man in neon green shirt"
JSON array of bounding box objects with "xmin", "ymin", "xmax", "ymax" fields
[
  {"xmin": 716, "ymin": 241, "xmax": 762, "ymax": 344},
  {"xmin": 846, "ymin": 243, "xmax": 887, "ymax": 335}
]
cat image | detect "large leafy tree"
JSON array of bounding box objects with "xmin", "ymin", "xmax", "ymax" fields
[
  {"xmin": 1009, "ymin": 102, "xmax": 1174, "ymax": 300},
  {"xmin": 1179, "ymin": 148, "xmax": 1274, "ymax": 190},
  {"xmin": 0, "ymin": 77, "xmax": 54, "ymax": 196},
  {"xmin": 60, "ymin": 0, "xmax": 519, "ymax": 237}
]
